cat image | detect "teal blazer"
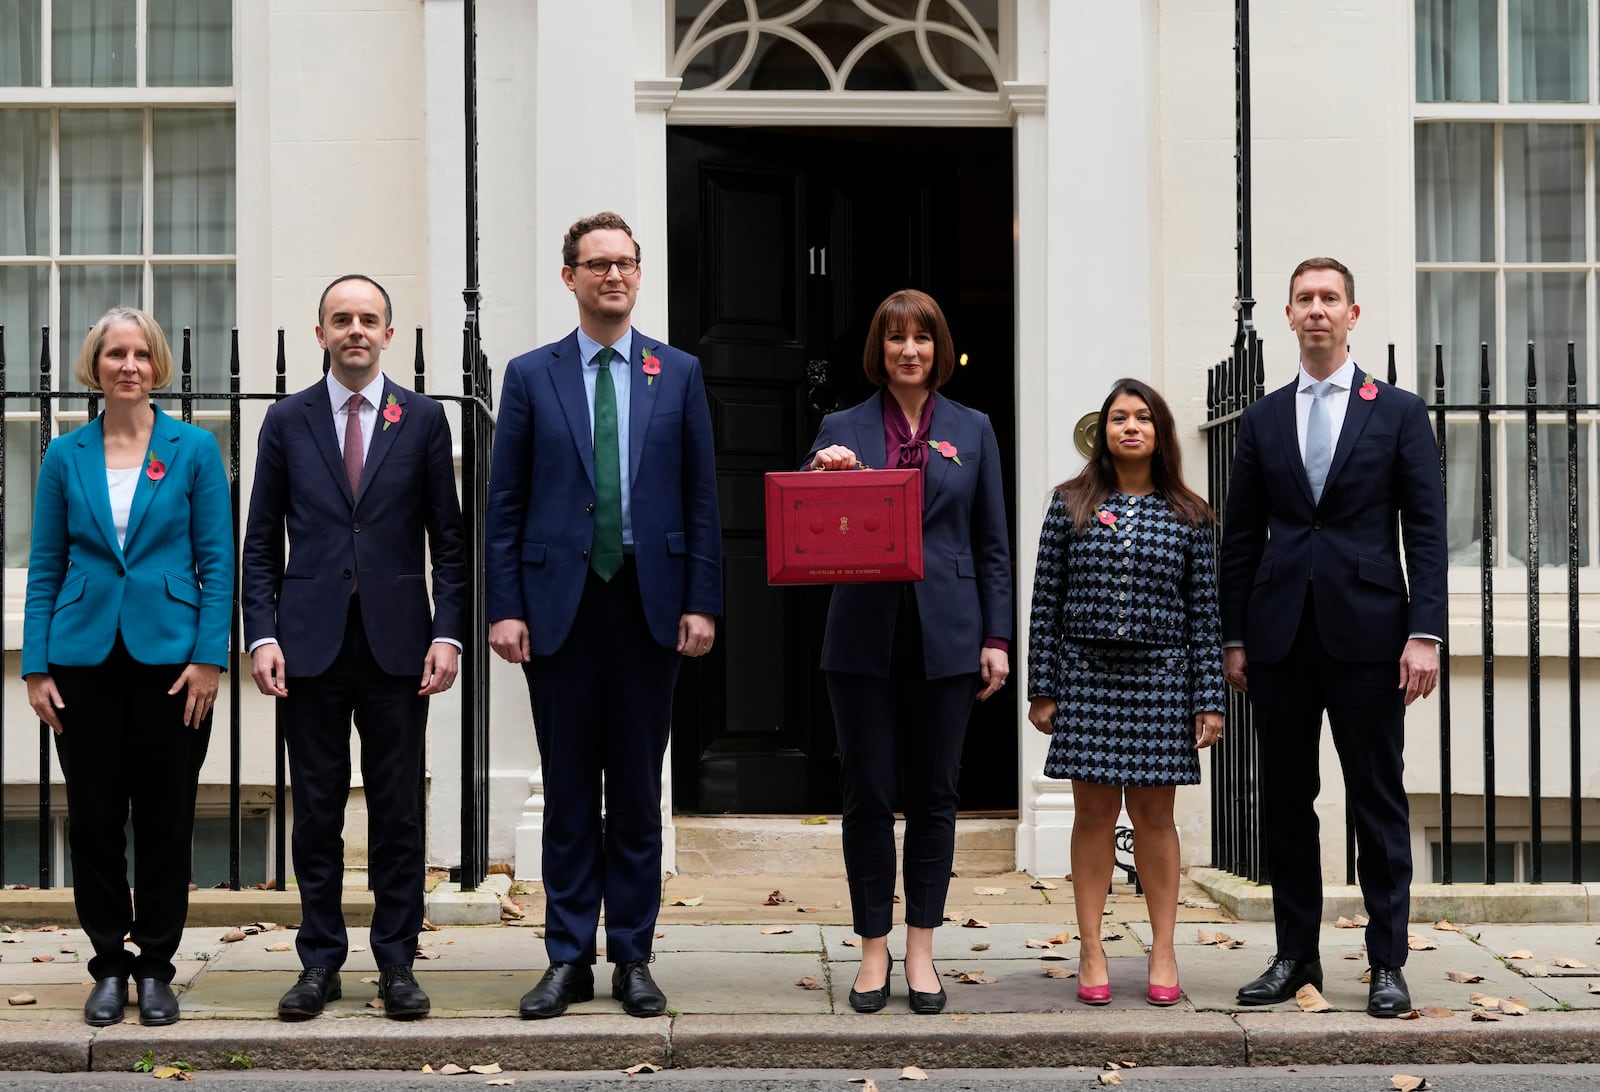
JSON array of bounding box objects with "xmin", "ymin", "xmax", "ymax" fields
[{"xmin": 22, "ymin": 406, "xmax": 234, "ymax": 677}]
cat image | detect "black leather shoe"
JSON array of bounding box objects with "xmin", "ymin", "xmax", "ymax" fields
[
  {"xmin": 277, "ymin": 968, "xmax": 341, "ymax": 1021},
  {"xmin": 83, "ymin": 975, "xmax": 128, "ymax": 1027},
  {"xmin": 848, "ymin": 955, "xmax": 893, "ymax": 1014},
  {"xmin": 135, "ymin": 978, "xmax": 179, "ymax": 1026},
  {"xmin": 519, "ymin": 962, "xmax": 594, "ymax": 1019},
  {"xmin": 612, "ymin": 958, "xmax": 668, "ymax": 1018},
  {"xmin": 1367, "ymin": 965, "xmax": 1411, "ymax": 1017},
  {"xmin": 907, "ymin": 962, "xmax": 948, "ymax": 1015},
  {"xmin": 1236, "ymin": 956, "xmax": 1323, "ymax": 1005},
  {"xmin": 378, "ymin": 965, "xmax": 430, "ymax": 1020}
]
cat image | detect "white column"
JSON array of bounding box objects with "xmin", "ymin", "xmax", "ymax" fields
[{"xmin": 1013, "ymin": 0, "xmax": 1163, "ymax": 876}]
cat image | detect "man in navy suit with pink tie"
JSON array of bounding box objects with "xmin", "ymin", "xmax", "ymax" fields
[
  {"xmin": 1219, "ymin": 257, "xmax": 1447, "ymax": 1018},
  {"xmin": 242, "ymin": 274, "xmax": 466, "ymax": 1022},
  {"xmin": 487, "ymin": 212, "xmax": 722, "ymax": 1019}
]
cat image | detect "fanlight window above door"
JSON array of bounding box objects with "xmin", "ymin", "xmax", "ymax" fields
[{"xmin": 671, "ymin": 0, "xmax": 1003, "ymax": 93}]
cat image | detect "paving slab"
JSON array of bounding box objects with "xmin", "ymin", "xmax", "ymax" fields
[
  {"xmin": 649, "ymin": 922, "xmax": 826, "ymax": 954},
  {"xmin": 655, "ymin": 950, "xmax": 834, "ymax": 1014},
  {"xmin": 1469, "ymin": 924, "xmax": 1600, "ymax": 975},
  {"xmin": 1516, "ymin": 973, "xmax": 1600, "ymax": 1011},
  {"xmin": 818, "ymin": 922, "xmax": 1080, "ymax": 964}
]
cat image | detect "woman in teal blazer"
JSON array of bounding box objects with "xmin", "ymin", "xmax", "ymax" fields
[{"xmin": 22, "ymin": 308, "xmax": 233, "ymax": 1029}]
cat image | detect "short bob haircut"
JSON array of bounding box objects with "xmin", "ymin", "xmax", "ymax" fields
[
  {"xmin": 861, "ymin": 288, "xmax": 957, "ymax": 390},
  {"xmin": 74, "ymin": 306, "xmax": 174, "ymax": 391}
]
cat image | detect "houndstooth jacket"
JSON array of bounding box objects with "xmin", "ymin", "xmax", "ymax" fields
[{"xmin": 1026, "ymin": 489, "xmax": 1225, "ymax": 715}]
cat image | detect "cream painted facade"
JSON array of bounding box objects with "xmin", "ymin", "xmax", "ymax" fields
[{"xmin": 5, "ymin": 0, "xmax": 1598, "ymax": 887}]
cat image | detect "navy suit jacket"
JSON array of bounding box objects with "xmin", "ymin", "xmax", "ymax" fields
[
  {"xmin": 241, "ymin": 376, "xmax": 467, "ymax": 679},
  {"xmin": 23, "ymin": 406, "xmax": 233, "ymax": 676},
  {"xmin": 485, "ymin": 330, "xmax": 722, "ymax": 656},
  {"xmin": 804, "ymin": 391, "xmax": 1012, "ymax": 680},
  {"xmin": 1218, "ymin": 375, "xmax": 1447, "ymax": 664}
]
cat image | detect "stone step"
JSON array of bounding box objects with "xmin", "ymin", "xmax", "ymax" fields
[{"xmin": 672, "ymin": 816, "xmax": 1017, "ymax": 877}]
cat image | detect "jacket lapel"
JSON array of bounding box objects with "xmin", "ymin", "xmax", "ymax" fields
[
  {"xmin": 1323, "ymin": 372, "xmax": 1378, "ymax": 498},
  {"xmin": 122, "ymin": 406, "xmax": 181, "ymax": 550},
  {"xmin": 855, "ymin": 391, "xmax": 890, "ymax": 473},
  {"xmin": 1272, "ymin": 383, "xmax": 1316, "ymax": 509},
  {"xmin": 357, "ymin": 380, "xmax": 405, "ymax": 505},
  {"xmin": 552, "ymin": 334, "xmax": 596, "ymax": 490},
  {"xmin": 304, "ymin": 381, "xmax": 354, "ymax": 506},
  {"xmin": 69, "ymin": 418, "xmax": 122, "ymax": 560},
  {"xmin": 628, "ymin": 333, "xmax": 661, "ymax": 486},
  {"xmin": 920, "ymin": 393, "xmax": 954, "ymax": 512}
]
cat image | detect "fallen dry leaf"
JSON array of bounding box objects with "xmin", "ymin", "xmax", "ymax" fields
[
  {"xmin": 264, "ymin": 943, "xmax": 292, "ymax": 953},
  {"xmin": 796, "ymin": 976, "xmax": 823, "ymax": 990},
  {"xmin": 1397, "ymin": 1009, "xmax": 1421, "ymax": 1020},
  {"xmin": 1471, "ymin": 1008, "xmax": 1500, "ymax": 1020},
  {"xmin": 1031, "ymin": 879, "xmax": 1057, "ymax": 890},
  {"xmin": 955, "ymin": 971, "xmax": 997, "ymax": 984},
  {"xmin": 761, "ymin": 927, "xmax": 793, "ymax": 936},
  {"xmin": 1555, "ymin": 957, "xmax": 1588, "ymax": 969},
  {"xmin": 436, "ymin": 1063, "xmax": 466, "ymax": 1075},
  {"xmin": 1334, "ymin": 916, "xmax": 1361, "ymax": 929},
  {"xmin": 950, "ymin": 1014, "xmax": 969, "ymax": 1021},
  {"xmin": 486, "ymin": 1082, "xmax": 516, "ymax": 1087},
  {"xmin": 973, "ymin": 886, "xmax": 1006, "ymax": 896},
  {"xmin": 842, "ymin": 938, "xmax": 859, "ymax": 948},
  {"xmin": 498, "ymin": 895, "xmax": 525, "ymax": 919},
  {"xmin": 1100, "ymin": 930, "xmax": 1124, "ymax": 942},
  {"xmin": 800, "ymin": 815, "xmax": 829, "ymax": 825},
  {"xmin": 624, "ymin": 1062, "xmax": 662, "ymax": 1075},
  {"xmin": 797, "ymin": 907, "xmax": 821, "ymax": 914},
  {"xmin": 220, "ymin": 929, "xmax": 246, "ymax": 943},
  {"xmin": 1468, "ymin": 991, "xmax": 1502, "ymax": 1007},
  {"xmin": 1025, "ymin": 938, "xmax": 1053, "ymax": 949},
  {"xmin": 851, "ymin": 1080, "xmax": 879, "ymax": 1092},
  {"xmin": 367, "ymin": 998, "xmax": 384, "ymax": 1010},
  {"xmin": 1180, "ymin": 896, "xmax": 1219, "ymax": 909},
  {"xmin": 1043, "ymin": 966, "xmax": 1075, "ymax": 979},
  {"xmin": 1197, "ymin": 928, "xmax": 1215, "ymax": 945},
  {"xmin": 30, "ymin": 956, "xmax": 51, "ymax": 963},
  {"xmin": 351, "ymin": 945, "xmax": 367, "ymax": 953},
  {"xmin": 1047, "ymin": 931, "xmax": 1075, "ymax": 945},
  {"xmin": 1527, "ymin": 964, "xmax": 1550, "ymax": 978},
  {"xmin": 1446, "ymin": 970, "xmax": 1484, "ymax": 983},
  {"xmin": 763, "ymin": 890, "xmax": 791, "ymax": 906},
  {"xmin": 1098, "ymin": 1074, "xmax": 1124, "ymax": 1087},
  {"xmin": 1433, "ymin": 920, "xmax": 1464, "ymax": 933},
  {"xmin": 1407, "ymin": 935, "xmax": 1438, "ymax": 952},
  {"xmin": 962, "ymin": 918, "xmax": 990, "ymax": 929},
  {"xmin": 58, "ymin": 946, "xmax": 75, "ymax": 955},
  {"xmin": 1589, "ymin": 981, "xmax": 1600, "ymax": 994},
  {"xmin": 899, "ymin": 1066, "xmax": 928, "ymax": 1081},
  {"xmin": 943, "ymin": 912, "xmax": 962, "ymax": 922},
  {"xmin": 1219, "ymin": 937, "xmax": 1247, "ymax": 950},
  {"xmin": 1341, "ymin": 951, "xmax": 1364, "ymax": 960},
  {"xmin": 970, "ymin": 943, "xmax": 990, "ymax": 952},
  {"xmin": 1391, "ymin": 1076, "xmax": 1430, "ymax": 1091},
  {"xmin": 1295, "ymin": 984, "xmax": 1333, "ymax": 1012},
  {"xmin": 1500, "ymin": 949, "xmax": 1534, "ymax": 960},
  {"xmin": 420, "ymin": 1064, "xmax": 433, "ymax": 1073},
  {"xmin": 1419, "ymin": 1006, "xmax": 1454, "ymax": 1018},
  {"xmin": 670, "ymin": 895, "xmax": 704, "ymax": 907},
  {"xmin": 1498, "ymin": 997, "xmax": 1529, "ymax": 1015},
  {"xmin": 469, "ymin": 1064, "xmax": 502, "ymax": 1075},
  {"xmin": 7, "ymin": 993, "xmax": 36, "ymax": 1006},
  {"xmin": 151, "ymin": 1067, "xmax": 193, "ymax": 1081}
]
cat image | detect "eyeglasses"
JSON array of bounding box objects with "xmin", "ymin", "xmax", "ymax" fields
[{"xmin": 573, "ymin": 257, "xmax": 640, "ymax": 277}]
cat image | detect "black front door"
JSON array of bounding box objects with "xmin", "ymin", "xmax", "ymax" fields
[{"xmin": 667, "ymin": 125, "xmax": 1016, "ymax": 815}]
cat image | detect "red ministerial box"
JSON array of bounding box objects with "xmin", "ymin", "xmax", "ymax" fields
[{"xmin": 764, "ymin": 468, "xmax": 924, "ymax": 585}]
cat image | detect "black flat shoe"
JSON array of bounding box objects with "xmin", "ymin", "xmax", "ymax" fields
[
  {"xmin": 378, "ymin": 965, "xmax": 431, "ymax": 1020},
  {"xmin": 848, "ymin": 955, "xmax": 892, "ymax": 1014},
  {"xmin": 277, "ymin": 967, "xmax": 341, "ymax": 1021},
  {"xmin": 83, "ymin": 976, "xmax": 128, "ymax": 1027},
  {"xmin": 612, "ymin": 958, "xmax": 668, "ymax": 1018},
  {"xmin": 135, "ymin": 978, "xmax": 179, "ymax": 1027},
  {"xmin": 519, "ymin": 961, "xmax": 594, "ymax": 1019},
  {"xmin": 1367, "ymin": 965, "xmax": 1411, "ymax": 1018},
  {"xmin": 907, "ymin": 963, "xmax": 947, "ymax": 1015},
  {"xmin": 1236, "ymin": 956, "xmax": 1323, "ymax": 1005}
]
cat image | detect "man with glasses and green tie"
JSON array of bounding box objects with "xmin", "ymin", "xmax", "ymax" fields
[
  {"xmin": 486, "ymin": 212, "xmax": 722, "ymax": 1019},
  {"xmin": 1218, "ymin": 256, "xmax": 1447, "ymax": 1019}
]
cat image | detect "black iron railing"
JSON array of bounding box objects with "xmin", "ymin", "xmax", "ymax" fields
[
  {"xmin": 1203, "ymin": 339, "xmax": 1595, "ymax": 887},
  {"xmin": 0, "ymin": 323, "xmax": 494, "ymax": 893}
]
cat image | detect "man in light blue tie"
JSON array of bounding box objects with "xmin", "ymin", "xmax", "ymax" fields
[{"xmin": 1217, "ymin": 257, "xmax": 1447, "ymax": 1018}]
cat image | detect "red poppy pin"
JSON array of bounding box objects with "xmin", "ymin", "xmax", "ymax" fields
[
  {"xmin": 929, "ymin": 439, "xmax": 962, "ymax": 466},
  {"xmin": 1096, "ymin": 506, "xmax": 1117, "ymax": 529},
  {"xmin": 145, "ymin": 450, "xmax": 166, "ymax": 488},
  {"xmin": 382, "ymin": 392, "xmax": 402, "ymax": 430},
  {"xmin": 1359, "ymin": 372, "xmax": 1378, "ymax": 401},
  {"xmin": 642, "ymin": 347, "xmax": 662, "ymax": 386}
]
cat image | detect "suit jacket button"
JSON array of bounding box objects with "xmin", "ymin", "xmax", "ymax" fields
[
  {"xmin": 586, "ymin": 503, "xmax": 595, "ymax": 514},
  {"xmin": 116, "ymin": 566, "xmax": 124, "ymax": 577},
  {"xmin": 1313, "ymin": 521, "xmax": 1322, "ymax": 530},
  {"xmin": 343, "ymin": 569, "xmax": 352, "ymax": 579},
  {"xmin": 581, "ymin": 549, "xmax": 588, "ymax": 559},
  {"xmin": 353, "ymin": 522, "xmax": 361, "ymax": 533}
]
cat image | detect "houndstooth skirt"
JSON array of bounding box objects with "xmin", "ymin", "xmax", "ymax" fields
[{"xmin": 1043, "ymin": 640, "xmax": 1200, "ymax": 787}]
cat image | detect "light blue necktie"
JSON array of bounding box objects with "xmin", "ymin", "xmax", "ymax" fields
[{"xmin": 1304, "ymin": 379, "xmax": 1334, "ymax": 503}]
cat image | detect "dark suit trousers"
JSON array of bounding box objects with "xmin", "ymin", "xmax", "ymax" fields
[
  {"xmin": 524, "ymin": 557, "xmax": 680, "ymax": 965},
  {"xmin": 826, "ymin": 587, "xmax": 977, "ymax": 938},
  {"xmin": 283, "ymin": 598, "xmax": 428, "ymax": 972},
  {"xmin": 1248, "ymin": 593, "xmax": 1413, "ymax": 968},
  {"xmin": 52, "ymin": 636, "xmax": 211, "ymax": 983}
]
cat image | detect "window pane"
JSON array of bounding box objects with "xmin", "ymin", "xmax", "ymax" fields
[
  {"xmin": 1439, "ymin": 422, "xmax": 1486, "ymax": 566},
  {"xmin": 1509, "ymin": 0, "xmax": 1587, "ymax": 103},
  {"xmin": 1504, "ymin": 124, "xmax": 1584, "ymax": 262},
  {"xmin": 153, "ymin": 263, "xmax": 234, "ymax": 389},
  {"xmin": 51, "ymin": 0, "xmax": 134, "ymax": 88},
  {"xmin": 0, "ymin": 109, "xmax": 50, "ymax": 255},
  {"xmin": 0, "ymin": 264, "xmax": 48, "ymax": 390},
  {"xmin": 0, "ymin": 0, "xmax": 42, "ymax": 86},
  {"xmin": 59, "ymin": 264, "xmax": 144, "ymax": 391},
  {"xmin": 148, "ymin": 0, "xmax": 232, "ymax": 87},
  {"xmin": 1415, "ymin": 123, "xmax": 1493, "ymax": 262},
  {"xmin": 154, "ymin": 109, "xmax": 235, "ymax": 253},
  {"xmin": 1417, "ymin": 270, "xmax": 1495, "ymax": 401},
  {"xmin": 60, "ymin": 110, "xmax": 143, "ymax": 255},
  {"xmin": 1416, "ymin": 0, "xmax": 1496, "ymax": 102}
]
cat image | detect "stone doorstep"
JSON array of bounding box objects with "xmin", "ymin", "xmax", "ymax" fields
[
  {"xmin": 672, "ymin": 816, "xmax": 1017, "ymax": 878},
  {"xmin": 1190, "ymin": 868, "xmax": 1600, "ymax": 924}
]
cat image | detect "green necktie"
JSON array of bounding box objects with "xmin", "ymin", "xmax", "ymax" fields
[{"xmin": 590, "ymin": 346, "xmax": 624, "ymax": 581}]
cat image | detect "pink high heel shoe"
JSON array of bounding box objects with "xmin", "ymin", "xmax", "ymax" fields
[
  {"xmin": 1146, "ymin": 979, "xmax": 1182, "ymax": 1006},
  {"xmin": 1076, "ymin": 981, "xmax": 1111, "ymax": 1006}
]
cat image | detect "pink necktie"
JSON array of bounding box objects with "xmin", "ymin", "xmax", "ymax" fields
[{"xmin": 344, "ymin": 393, "xmax": 364, "ymax": 496}]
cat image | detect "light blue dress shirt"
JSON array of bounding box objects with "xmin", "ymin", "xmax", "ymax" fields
[{"xmin": 575, "ymin": 327, "xmax": 634, "ymax": 546}]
